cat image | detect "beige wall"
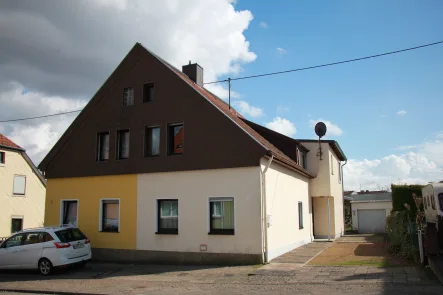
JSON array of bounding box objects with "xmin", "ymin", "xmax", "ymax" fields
[
  {"xmin": 302, "ymin": 142, "xmax": 331, "ymax": 197},
  {"xmin": 329, "ymin": 149, "xmax": 344, "ymax": 238},
  {"xmin": 136, "ymin": 167, "xmax": 263, "ymax": 255},
  {"xmin": 351, "ymin": 201, "xmax": 392, "ymax": 230},
  {"xmin": 0, "ymin": 149, "xmax": 46, "ymax": 237},
  {"xmin": 262, "ymin": 159, "xmax": 312, "ymax": 260}
]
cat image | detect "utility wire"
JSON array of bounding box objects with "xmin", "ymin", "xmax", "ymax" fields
[
  {"xmin": 0, "ymin": 110, "xmax": 81, "ymax": 123},
  {"xmin": 204, "ymin": 40, "xmax": 443, "ymax": 84},
  {"xmin": 2, "ymin": 40, "xmax": 442, "ymax": 123}
]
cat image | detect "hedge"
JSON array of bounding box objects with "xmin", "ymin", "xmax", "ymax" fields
[{"xmin": 391, "ymin": 184, "xmax": 424, "ymax": 216}]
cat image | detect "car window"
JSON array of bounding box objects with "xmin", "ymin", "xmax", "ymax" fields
[
  {"xmin": 55, "ymin": 228, "xmax": 86, "ymax": 243},
  {"xmin": 23, "ymin": 233, "xmax": 41, "ymax": 245},
  {"xmin": 2, "ymin": 234, "xmax": 24, "ymax": 248},
  {"xmin": 39, "ymin": 233, "xmax": 54, "ymax": 243}
]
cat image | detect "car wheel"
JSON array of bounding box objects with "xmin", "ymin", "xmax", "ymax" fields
[{"xmin": 38, "ymin": 258, "xmax": 53, "ymax": 276}]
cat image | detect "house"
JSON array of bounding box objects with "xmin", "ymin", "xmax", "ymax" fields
[
  {"xmin": 350, "ymin": 191, "xmax": 392, "ymax": 234},
  {"xmin": 0, "ymin": 134, "xmax": 46, "ymax": 238},
  {"xmin": 39, "ymin": 43, "xmax": 346, "ymax": 264}
]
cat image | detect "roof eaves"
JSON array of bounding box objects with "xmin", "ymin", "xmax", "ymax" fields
[
  {"xmin": 21, "ymin": 152, "xmax": 46, "ymax": 187},
  {"xmin": 0, "ymin": 144, "xmax": 25, "ymax": 152}
]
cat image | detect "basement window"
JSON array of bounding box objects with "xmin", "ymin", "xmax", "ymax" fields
[
  {"xmin": 143, "ymin": 83, "xmax": 155, "ymax": 103},
  {"xmin": 11, "ymin": 218, "xmax": 23, "ymax": 233}
]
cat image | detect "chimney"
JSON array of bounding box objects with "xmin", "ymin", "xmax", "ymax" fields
[{"xmin": 182, "ymin": 61, "xmax": 203, "ymax": 87}]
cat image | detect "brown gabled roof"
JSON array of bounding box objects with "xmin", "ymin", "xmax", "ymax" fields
[
  {"xmin": 0, "ymin": 133, "xmax": 24, "ymax": 151},
  {"xmin": 0, "ymin": 134, "xmax": 46, "ymax": 186},
  {"xmin": 140, "ymin": 44, "xmax": 315, "ymax": 178}
]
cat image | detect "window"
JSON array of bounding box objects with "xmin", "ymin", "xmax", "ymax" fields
[
  {"xmin": 13, "ymin": 175, "xmax": 26, "ymax": 195},
  {"xmin": 11, "ymin": 218, "xmax": 23, "ymax": 233},
  {"xmin": 298, "ymin": 202, "xmax": 303, "ymax": 229},
  {"xmin": 96, "ymin": 132, "xmax": 110, "ymax": 161},
  {"xmin": 331, "ymin": 155, "xmax": 334, "ymax": 175},
  {"xmin": 438, "ymin": 193, "xmax": 443, "ymax": 211},
  {"xmin": 1, "ymin": 234, "xmax": 24, "ymax": 248},
  {"xmin": 123, "ymin": 87, "xmax": 134, "ymax": 106},
  {"xmin": 55, "ymin": 228, "xmax": 87, "ymax": 242},
  {"xmin": 143, "ymin": 83, "xmax": 155, "ymax": 103},
  {"xmin": 209, "ymin": 198, "xmax": 234, "ymax": 235},
  {"xmin": 157, "ymin": 200, "xmax": 178, "ymax": 234},
  {"xmin": 23, "ymin": 233, "xmax": 41, "ymax": 245},
  {"xmin": 0, "ymin": 151, "xmax": 5, "ymax": 164},
  {"xmin": 168, "ymin": 124, "xmax": 184, "ymax": 155},
  {"xmin": 338, "ymin": 161, "xmax": 341, "ymax": 183},
  {"xmin": 145, "ymin": 126, "xmax": 160, "ymax": 157},
  {"xmin": 299, "ymin": 150, "xmax": 307, "ymax": 169},
  {"xmin": 100, "ymin": 200, "xmax": 119, "ymax": 232},
  {"xmin": 61, "ymin": 200, "xmax": 78, "ymax": 227},
  {"xmin": 117, "ymin": 129, "xmax": 130, "ymax": 159},
  {"xmin": 39, "ymin": 233, "xmax": 54, "ymax": 243}
]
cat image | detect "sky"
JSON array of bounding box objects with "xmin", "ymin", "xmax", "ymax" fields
[{"xmin": 0, "ymin": 0, "xmax": 442, "ymax": 191}]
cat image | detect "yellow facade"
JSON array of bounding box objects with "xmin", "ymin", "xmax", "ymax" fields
[{"xmin": 45, "ymin": 175, "xmax": 137, "ymax": 249}]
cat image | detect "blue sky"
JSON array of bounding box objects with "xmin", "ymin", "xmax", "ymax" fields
[{"xmin": 222, "ymin": 0, "xmax": 443, "ymax": 161}]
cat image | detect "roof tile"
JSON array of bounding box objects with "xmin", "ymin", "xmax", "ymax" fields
[{"xmin": 0, "ymin": 134, "xmax": 24, "ymax": 151}]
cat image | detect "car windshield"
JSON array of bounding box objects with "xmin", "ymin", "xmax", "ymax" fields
[
  {"xmin": 439, "ymin": 193, "xmax": 443, "ymax": 211},
  {"xmin": 55, "ymin": 228, "xmax": 86, "ymax": 243}
]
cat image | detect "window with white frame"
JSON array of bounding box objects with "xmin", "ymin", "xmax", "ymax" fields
[
  {"xmin": 13, "ymin": 175, "xmax": 26, "ymax": 195},
  {"xmin": 298, "ymin": 202, "xmax": 303, "ymax": 229},
  {"xmin": 123, "ymin": 87, "xmax": 134, "ymax": 106},
  {"xmin": 209, "ymin": 198, "xmax": 234, "ymax": 235},
  {"xmin": 157, "ymin": 200, "xmax": 178, "ymax": 234},
  {"xmin": 100, "ymin": 200, "xmax": 119, "ymax": 232}
]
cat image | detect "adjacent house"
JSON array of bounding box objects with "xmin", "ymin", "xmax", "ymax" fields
[
  {"xmin": 39, "ymin": 43, "xmax": 346, "ymax": 264},
  {"xmin": 0, "ymin": 134, "xmax": 46, "ymax": 238},
  {"xmin": 350, "ymin": 191, "xmax": 392, "ymax": 233}
]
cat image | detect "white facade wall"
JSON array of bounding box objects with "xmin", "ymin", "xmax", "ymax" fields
[
  {"xmin": 351, "ymin": 201, "xmax": 392, "ymax": 231},
  {"xmin": 0, "ymin": 149, "xmax": 46, "ymax": 237},
  {"xmin": 302, "ymin": 142, "xmax": 331, "ymax": 197},
  {"xmin": 261, "ymin": 159, "xmax": 312, "ymax": 261},
  {"xmin": 136, "ymin": 167, "xmax": 263, "ymax": 255}
]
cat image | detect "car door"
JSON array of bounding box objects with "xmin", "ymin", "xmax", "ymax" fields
[
  {"xmin": 20, "ymin": 232, "xmax": 44, "ymax": 269},
  {"xmin": 0, "ymin": 234, "xmax": 25, "ymax": 269}
]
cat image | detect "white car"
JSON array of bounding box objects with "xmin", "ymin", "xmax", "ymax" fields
[{"xmin": 0, "ymin": 225, "xmax": 91, "ymax": 275}]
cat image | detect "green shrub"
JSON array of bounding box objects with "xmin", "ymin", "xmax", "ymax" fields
[
  {"xmin": 391, "ymin": 184, "xmax": 424, "ymax": 215},
  {"xmin": 386, "ymin": 210, "xmax": 419, "ymax": 262}
]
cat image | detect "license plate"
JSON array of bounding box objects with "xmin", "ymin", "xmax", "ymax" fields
[{"xmin": 73, "ymin": 243, "xmax": 84, "ymax": 249}]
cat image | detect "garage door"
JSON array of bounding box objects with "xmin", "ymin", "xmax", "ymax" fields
[{"xmin": 357, "ymin": 209, "xmax": 387, "ymax": 234}]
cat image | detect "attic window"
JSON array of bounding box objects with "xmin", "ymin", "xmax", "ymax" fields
[
  {"xmin": 143, "ymin": 83, "xmax": 155, "ymax": 103},
  {"xmin": 0, "ymin": 151, "xmax": 4, "ymax": 164},
  {"xmin": 123, "ymin": 87, "xmax": 134, "ymax": 106},
  {"xmin": 168, "ymin": 124, "xmax": 184, "ymax": 155}
]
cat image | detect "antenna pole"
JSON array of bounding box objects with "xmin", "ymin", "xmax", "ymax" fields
[
  {"xmin": 318, "ymin": 136, "xmax": 323, "ymax": 160},
  {"xmin": 228, "ymin": 78, "xmax": 231, "ymax": 110}
]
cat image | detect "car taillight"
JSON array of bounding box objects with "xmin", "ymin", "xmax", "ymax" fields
[
  {"xmin": 54, "ymin": 242, "xmax": 71, "ymax": 248},
  {"xmin": 85, "ymin": 238, "xmax": 90, "ymax": 244}
]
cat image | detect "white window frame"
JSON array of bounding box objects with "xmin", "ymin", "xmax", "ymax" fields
[
  {"xmin": 12, "ymin": 175, "xmax": 26, "ymax": 196},
  {"xmin": 0, "ymin": 151, "xmax": 5, "ymax": 166},
  {"xmin": 59, "ymin": 199, "xmax": 79, "ymax": 226},
  {"xmin": 99, "ymin": 198, "xmax": 121, "ymax": 233},
  {"xmin": 207, "ymin": 197, "xmax": 236, "ymax": 233}
]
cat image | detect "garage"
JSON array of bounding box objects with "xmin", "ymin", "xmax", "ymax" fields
[
  {"xmin": 350, "ymin": 192, "xmax": 392, "ymax": 234},
  {"xmin": 357, "ymin": 209, "xmax": 387, "ymax": 233}
]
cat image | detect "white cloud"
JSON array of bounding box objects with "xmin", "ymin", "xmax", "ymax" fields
[
  {"xmin": 0, "ymin": 0, "xmax": 259, "ymax": 164},
  {"xmin": 259, "ymin": 21, "xmax": 268, "ymax": 28},
  {"xmin": 276, "ymin": 47, "xmax": 287, "ymax": 55},
  {"xmin": 344, "ymin": 134, "xmax": 443, "ymax": 191},
  {"xmin": 397, "ymin": 110, "xmax": 407, "ymax": 116},
  {"xmin": 309, "ymin": 119, "xmax": 343, "ymax": 136},
  {"xmin": 233, "ymin": 101, "xmax": 263, "ymax": 117},
  {"xmin": 277, "ymin": 105, "xmax": 289, "ymax": 113},
  {"xmin": 265, "ymin": 117, "xmax": 297, "ymax": 137}
]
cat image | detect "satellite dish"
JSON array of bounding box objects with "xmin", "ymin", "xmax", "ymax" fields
[{"xmin": 315, "ymin": 122, "xmax": 327, "ymax": 138}]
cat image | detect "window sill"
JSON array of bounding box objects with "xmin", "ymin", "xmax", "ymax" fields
[
  {"xmin": 12, "ymin": 194, "xmax": 26, "ymax": 197},
  {"xmin": 0, "ymin": 164, "xmax": 5, "ymax": 167},
  {"xmin": 299, "ymin": 227, "xmax": 304, "ymax": 230},
  {"xmin": 208, "ymin": 231, "xmax": 235, "ymax": 236},
  {"xmin": 155, "ymin": 231, "xmax": 178, "ymax": 235},
  {"xmin": 99, "ymin": 230, "xmax": 120, "ymax": 233}
]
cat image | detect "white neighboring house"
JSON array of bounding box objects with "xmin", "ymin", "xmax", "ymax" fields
[
  {"xmin": 0, "ymin": 134, "xmax": 46, "ymax": 238},
  {"xmin": 350, "ymin": 192, "xmax": 392, "ymax": 234}
]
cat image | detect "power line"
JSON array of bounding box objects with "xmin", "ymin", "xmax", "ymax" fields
[
  {"xmin": 2, "ymin": 40, "xmax": 442, "ymax": 123},
  {"xmin": 204, "ymin": 40, "xmax": 443, "ymax": 84},
  {"xmin": 0, "ymin": 110, "xmax": 81, "ymax": 123}
]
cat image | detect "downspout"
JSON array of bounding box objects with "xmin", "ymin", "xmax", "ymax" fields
[
  {"xmin": 261, "ymin": 154, "xmax": 274, "ymax": 264},
  {"xmin": 341, "ymin": 160, "xmax": 348, "ymax": 235}
]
